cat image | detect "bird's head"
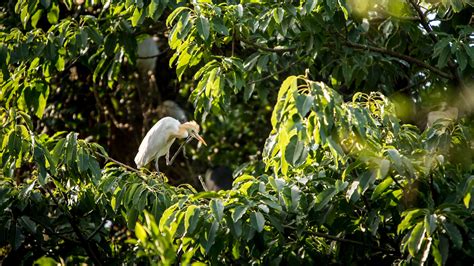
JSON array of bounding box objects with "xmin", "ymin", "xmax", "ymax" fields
[{"xmin": 182, "ymin": 121, "xmax": 207, "ymax": 146}]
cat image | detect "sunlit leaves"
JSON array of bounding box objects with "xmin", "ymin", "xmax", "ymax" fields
[{"xmin": 196, "ymin": 16, "xmax": 210, "ymax": 41}]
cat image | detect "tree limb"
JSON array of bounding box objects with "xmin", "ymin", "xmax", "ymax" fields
[
  {"xmin": 44, "ymin": 185, "xmax": 103, "ymax": 265},
  {"xmin": 311, "ymin": 231, "xmax": 399, "ymax": 255},
  {"xmin": 94, "ymin": 151, "xmax": 142, "ymax": 175},
  {"xmin": 87, "ymin": 218, "xmax": 108, "ymax": 241},
  {"xmin": 136, "ymin": 47, "xmax": 170, "ymax": 59},
  {"xmin": 248, "ymin": 59, "xmax": 302, "ymax": 85},
  {"xmin": 239, "ymin": 38, "xmax": 296, "ymax": 53},
  {"xmin": 344, "ymin": 41, "xmax": 454, "ymax": 80},
  {"xmin": 407, "ymin": 0, "xmax": 437, "ymax": 43},
  {"xmin": 407, "ymin": 0, "xmax": 466, "ymax": 91}
]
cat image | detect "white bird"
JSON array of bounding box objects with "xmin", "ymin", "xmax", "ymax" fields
[{"xmin": 134, "ymin": 117, "xmax": 207, "ymax": 172}]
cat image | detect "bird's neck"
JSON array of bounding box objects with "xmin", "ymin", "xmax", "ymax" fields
[{"xmin": 172, "ymin": 125, "xmax": 189, "ymax": 139}]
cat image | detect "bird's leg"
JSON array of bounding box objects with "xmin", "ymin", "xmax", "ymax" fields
[
  {"xmin": 165, "ymin": 150, "xmax": 171, "ymax": 165},
  {"xmin": 183, "ymin": 144, "xmax": 189, "ymax": 159},
  {"xmin": 168, "ymin": 136, "xmax": 192, "ymax": 166},
  {"xmin": 155, "ymin": 159, "xmax": 160, "ymax": 174}
]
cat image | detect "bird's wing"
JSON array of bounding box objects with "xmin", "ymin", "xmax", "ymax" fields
[{"xmin": 134, "ymin": 117, "xmax": 180, "ymax": 168}]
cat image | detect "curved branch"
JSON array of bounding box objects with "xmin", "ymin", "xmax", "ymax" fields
[{"xmin": 344, "ymin": 41, "xmax": 454, "ymax": 80}]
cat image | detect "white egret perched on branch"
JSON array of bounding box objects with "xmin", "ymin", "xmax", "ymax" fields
[{"xmin": 134, "ymin": 117, "xmax": 207, "ymax": 173}]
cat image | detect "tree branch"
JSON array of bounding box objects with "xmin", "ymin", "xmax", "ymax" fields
[
  {"xmin": 248, "ymin": 59, "xmax": 302, "ymax": 85},
  {"xmin": 136, "ymin": 47, "xmax": 170, "ymax": 59},
  {"xmin": 94, "ymin": 151, "xmax": 142, "ymax": 175},
  {"xmin": 87, "ymin": 218, "xmax": 108, "ymax": 241},
  {"xmin": 408, "ymin": 0, "xmax": 466, "ymax": 90},
  {"xmin": 407, "ymin": 0, "xmax": 437, "ymax": 43},
  {"xmin": 44, "ymin": 185, "xmax": 103, "ymax": 265},
  {"xmin": 344, "ymin": 41, "xmax": 454, "ymax": 80},
  {"xmin": 239, "ymin": 38, "xmax": 296, "ymax": 53},
  {"xmin": 311, "ymin": 231, "xmax": 399, "ymax": 255}
]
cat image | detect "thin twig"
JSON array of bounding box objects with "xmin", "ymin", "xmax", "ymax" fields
[
  {"xmin": 94, "ymin": 152, "xmax": 141, "ymax": 174},
  {"xmin": 311, "ymin": 231, "xmax": 398, "ymax": 255},
  {"xmin": 344, "ymin": 41, "xmax": 453, "ymax": 80},
  {"xmin": 87, "ymin": 218, "xmax": 108, "ymax": 241},
  {"xmin": 239, "ymin": 38, "xmax": 297, "ymax": 53},
  {"xmin": 137, "ymin": 47, "xmax": 170, "ymax": 59},
  {"xmin": 398, "ymin": 76, "xmax": 429, "ymax": 93},
  {"xmin": 248, "ymin": 59, "xmax": 302, "ymax": 85}
]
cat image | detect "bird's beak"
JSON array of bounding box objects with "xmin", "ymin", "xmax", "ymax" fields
[{"xmin": 191, "ymin": 132, "xmax": 207, "ymax": 146}]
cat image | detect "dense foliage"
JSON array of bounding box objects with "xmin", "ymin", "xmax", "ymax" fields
[{"xmin": 1, "ymin": 0, "xmax": 473, "ymax": 265}]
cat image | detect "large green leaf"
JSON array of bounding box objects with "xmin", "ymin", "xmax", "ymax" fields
[{"xmin": 196, "ymin": 16, "xmax": 210, "ymax": 41}]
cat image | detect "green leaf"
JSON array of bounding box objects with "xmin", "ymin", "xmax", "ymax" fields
[
  {"xmin": 84, "ymin": 26, "xmax": 103, "ymax": 44},
  {"xmin": 77, "ymin": 148, "xmax": 89, "ymax": 173},
  {"xmin": 273, "ymin": 7, "xmax": 284, "ymax": 24},
  {"xmin": 444, "ymin": 222, "xmax": 462, "ymax": 249},
  {"xmin": 284, "ymin": 135, "xmax": 308, "ymax": 167},
  {"xmin": 250, "ymin": 211, "xmax": 265, "ymax": 233},
  {"xmin": 205, "ymin": 220, "xmax": 218, "ymax": 253},
  {"xmin": 196, "ymin": 16, "xmax": 210, "ymax": 41},
  {"xmin": 127, "ymin": 209, "xmax": 139, "ymax": 229},
  {"xmin": 104, "ymin": 34, "xmax": 117, "ymax": 57},
  {"xmin": 424, "ymin": 214, "xmax": 437, "ymax": 236},
  {"xmin": 398, "ymin": 209, "xmax": 424, "ymax": 233},
  {"xmin": 304, "ymin": 0, "xmax": 318, "ymax": 13},
  {"xmin": 159, "ymin": 204, "xmax": 178, "ymax": 231},
  {"xmin": 19, "ymin": 216, "xmax": 36, "ymax": 234},
  {"xmin": 315, "ymin": 187, "xmax": 336, "ymax": 210},
  {"xmin": 212, "ymin": 18, "xmax": 229, "ymax": 35},
  {"xmin": 135, "ymin": 222, "xmax": 147, "ymax": 243},
  {"xmin": 47, "ymin": 2, "xmax": 59, "ymax": 24},
  {"xmin": 407, "ymin": 222, "xmax": 425, "ymax": 257},
  {"xmin": 20, "ymin": 4, "xmax": 30, "ymax": 29},
  {"xmin": 295, "ymin": 94, "xmax": 314, "ymax": 117},
  {"xmin": 88, "ymin": 157, "xmax": 101, "ymax": 184},
  {"xmin": 232, "ymin": 205, "xmax": 248, "ymax": 222},
  {"xmin": 210, "ymin": 199, "xmax": 224, "ymax": 222},
  {"xmin": 184, "ymin": 205, "xmax": 200, "ymax": 235},
  {"xmin": 371, "ymin": 177, "xmax": 393, "ymax": 200},
  {"xmin": 290, "ymin": 186, "xmax": 301, "ymax": 209},
  {"xmin": 31, "ymin": 10, "xmax": 42, "ymax": 28},
  {"xmin": 34, "ymin": 256, "xmax": 58, "ymax": 266},
  {"xmin": 450, "ymin": 0, "xmax": 463, "ymax": 12},
  {"xmin": 131, "ymin": 8, "xmax": 143, "ymax": 27},
  {"xmin": 166, "ymin": 6, "xmax": 188, "ymax": 26},
  {"xmin": 386, "ymin": 149, "xmax": 403, "ymax": 174},
  {"xmin": 378, "ymin": 159, "xmax": 390, "ymax": 179},
  {"xmin": 266, "ymin": 215, "xmax": 284, "ymax": 233}
]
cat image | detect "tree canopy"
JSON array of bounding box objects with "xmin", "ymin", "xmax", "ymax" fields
[{"xmin": 1, "ymin": 0, "xmax": 473, "ymax": 265}]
